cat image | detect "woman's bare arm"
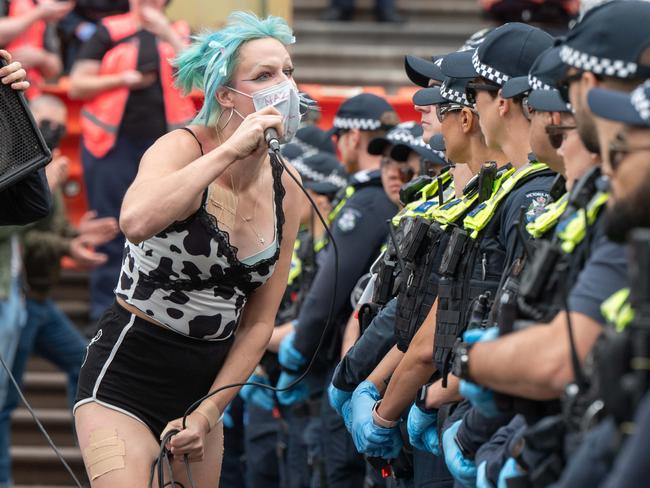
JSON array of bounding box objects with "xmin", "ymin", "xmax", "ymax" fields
[
  {"xmin": 120, "ymin": 106, "xmax": 284, "ymax": 244},
  {"xmin": 340, "ymin": 311, "xmax": 360, "ymax": 358}
]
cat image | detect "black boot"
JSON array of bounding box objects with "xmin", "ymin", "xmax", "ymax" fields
[{"xmin": 321, "ymin": 7, "xmax": 354, "ymax": 21}]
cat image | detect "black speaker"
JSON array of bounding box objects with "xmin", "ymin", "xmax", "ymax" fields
[{"xmin": 0, "ymin": 58, "xmax": 51, "ymax": 192}]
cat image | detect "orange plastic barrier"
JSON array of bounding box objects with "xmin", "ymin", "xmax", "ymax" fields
[{"xmin": 39, "ymin": 80, "xmax": 420, "ymax": 225}]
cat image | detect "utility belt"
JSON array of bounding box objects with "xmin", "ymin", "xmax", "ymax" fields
[{"xmin": 394, "ymin": 220, "xmax": 447, "ymax": 352}]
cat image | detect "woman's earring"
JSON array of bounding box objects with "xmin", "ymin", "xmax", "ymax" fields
[{"xmin": 216, "ymin": 108, "xmax": 235, "ymax": 132}]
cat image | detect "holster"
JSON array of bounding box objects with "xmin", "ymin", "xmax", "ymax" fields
[{"xmin": 358, "ymin": 302, "xmax": 381, "ymax": 335}]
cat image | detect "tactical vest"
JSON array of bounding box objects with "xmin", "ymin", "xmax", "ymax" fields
[
  {"xmin": 372, "ymin": 172, "xmax": 455, "ymax": 307},
  {"xmin": 494, "ymin": 171, "xmax": 608, "ymax": 419},
  {"xmin": 434, "ymin": 162, "xmax": 553, "ymax": 383},
  {"xmin": 516, "ymin": 189, "xmax": 609, "ymax": 326},
  {"xmin": 393, "ymin": 164, "xmax": 515, "ymax": 352}
]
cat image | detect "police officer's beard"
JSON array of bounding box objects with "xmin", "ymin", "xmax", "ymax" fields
[
  {"xmin": 575, "ymin": 106, "xmax": 600, "ymax": 154},
  {"xmin": 604, "ymin": 188, "xmax": 650, "ymax": 242}
]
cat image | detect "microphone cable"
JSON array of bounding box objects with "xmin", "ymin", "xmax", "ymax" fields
[{"xmin": 152, "ymin": 134, "xmax": 342, "ymax": 488}]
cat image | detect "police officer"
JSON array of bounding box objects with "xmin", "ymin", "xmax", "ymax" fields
[
  {"xmin": 345, "ymin": 23, "xmax": 556, "ymax": 485},
  {"xmin": 449, "ymin": 3, "xmax": 650, "ymax": 485},
  {"xmin": 548, "ymin": 71, "xmax": 650, "ymax": 488},
  {"xmin": 276, "ymin": 93, "xmax": 400, "ymax": 488},
  {"xmin": 240, "ymin": 126, "xmax": 345, "ymax": 488}
]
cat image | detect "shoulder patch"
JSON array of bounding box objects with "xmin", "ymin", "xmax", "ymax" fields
[
  {"xmin": 337, "ymin": 208, "xmax": 362, "ymax": 233},
  {"xmin": 525, "ymin": 192, "xmax": 551, "ymax": 222}
]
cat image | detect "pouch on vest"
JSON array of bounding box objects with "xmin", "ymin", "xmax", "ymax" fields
[
  {"xmin": 402, "ymin": 216, "xmax": 431, "ymax": 262},
  {"xmin": 439, "ymin": 227, "xmax": 469, "ymax": 277},
  {"xmin": 394, "ymin": 223, "xmax": 447, "ymax": 352}
]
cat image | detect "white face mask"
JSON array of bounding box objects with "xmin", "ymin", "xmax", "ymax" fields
[{"xmin": 228, "ymin": 80, "xmax": 302, "ymax": 144}]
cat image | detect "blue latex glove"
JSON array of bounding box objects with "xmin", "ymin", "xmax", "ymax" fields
[
  {"xmin": 341, "ymin": 398, "xmax": 353, "ymax": 432},
  {"xmin": 459, "ymin": 326, "xmax": 500, "ymax": 418},
  {"xmin": 276, "ymin": 371, "xmax": 309, "ymax": 406},
  {"xmin": 328, "ymin": 382, "xmax": 353, "ymax": 417},
  {"xmin": 442, "ymin": 420, "xmax": 477, "ymax": 487},
  {"xmin": 239, "ymin": 373, "xmax": 275, "ymax": 411},
  {"xmin": 420, "ymin": 424, "xmax": 441, "ymax": 456},
  {"xmin": 476, "ymin": 460, "xmax": 493, "ymax": 488},
  {"xmin": 407, "ymin": 403, "xmax": 437, "ymax": 452},
  {"xmin": 463, "ymin": 326, "xmax": 499, "ymax": 344},
  {"xmin": 278, "ymin": 331, "xmax": 307, "ymax": 372},
  {"xmin": 222, "ymin": 404, "xmax": 234, "ymax": 429},
  {"xmin": 498, "ymin": 458, "xmax": 523, "ymax": 488},
  {"xmin": 459, "ymin": 380, "xmax": 500, "ymax": 418},
  {"xmin": 350, "ymin": 381, "xmax": 402, "ymax": 459}
]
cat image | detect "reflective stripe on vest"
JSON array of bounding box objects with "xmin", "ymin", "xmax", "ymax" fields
[
  {"xmin": 7, "ymin": 0, "xmax": 45, "ymax": 98},
  {"xmin": 556, "ymin": 192, "xmax": 609, "ymax": 254},
  {"xmin": 463, "ymin": 162, "xmax": 548, "ymax": 238},
  {"xmin": 391, "ymin": 180, "xmax": 456, "ymax": 226},
  {"xmin": 526, "ymin": 192, "xmax": 569, "ymax": 239},
  {"xmin": 81, "ymin": 13, "xmax": 196, "ymax": 158},
  {"xmin": 288, "ymin": 240, "xmax": 302, "ymax": 286},
  {"xmin": 602, "ymin": 288, "xmax": 633, "ymax": 332},
  {"xmin": 328, "ymin": 185, "xmax": 355, "ymax": 223}
]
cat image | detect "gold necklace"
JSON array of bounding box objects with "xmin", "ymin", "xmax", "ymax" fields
[{"xmin": 229, "ymin": 167, "xmax": 268, "ymax": 247}]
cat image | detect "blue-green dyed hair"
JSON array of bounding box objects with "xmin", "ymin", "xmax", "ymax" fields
[{"xmin": 173, "ymin": 11, "xmax": 294, "ymax": 125}]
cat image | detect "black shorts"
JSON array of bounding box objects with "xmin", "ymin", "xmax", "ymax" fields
[{"xmin": 74, "ymin": 302, "xmax": 234, "ymax": 439}]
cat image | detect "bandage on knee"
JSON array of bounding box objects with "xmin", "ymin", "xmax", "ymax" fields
[{"xmin": 83, "ymin": 428, "xmax": 126, "ymax": 480}]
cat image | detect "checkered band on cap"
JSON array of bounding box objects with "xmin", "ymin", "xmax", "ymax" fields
[
  {"xmin": 291, "ymin": 158, "xmax": 347, "ymax": 189},
  {"xmin": 387, "ymin": 129, "xmax": 428, "ymax": 148},
  {"xmin": 472, "ymin": 49, "xmax": 510, "ymax": 86},
  {"xmin": 528, "ymin": 74, "xmax": 553, "ymax": 92},
  {"xmin": 631, "ymin": 83, "xmax": 650, "ymax": 121},
  {"xmin": 293, "ymin": 139, "xmax": 320, "ymax": 157},
  {"xmin": 440, "ymin": 80, "xmax": 472, "ymax": 106},
  {"xmin": 559, "ymin": 45, "xmax": 638, "ymax": 78},
  {"xmin": 333, "ymin": 116, "xmax": 382, "ymax": 131},
  {"xmin": 434, "ymin": 58, "xmax": 444, "ymax": 68}
]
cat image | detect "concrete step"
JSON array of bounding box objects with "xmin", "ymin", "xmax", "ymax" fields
[
  {"xmin": 293, "ymin": 20, "xmax": 487, "ymax": 48},
  {"xmin": 291, "ymin": 42, "xmax": 459, "ymax": 72},
  {"xmin": 22, "ymin": 372, "xmax": 69, "ymax": 410},
  {"xmin": 11, "ymin": 446, "xmax": 87, "ymax": 487},
  {"xmin": 11, "ymin": 408, "xmax": 77, "ymax": 448},
  {"xmin": 294, "ymin": 0, "xmax": 482, "ymax": 22}
]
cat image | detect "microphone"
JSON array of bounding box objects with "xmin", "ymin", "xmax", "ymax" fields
[{"xmin": 265, "ymin": 128, "xmax": 281, "ymax": 152}]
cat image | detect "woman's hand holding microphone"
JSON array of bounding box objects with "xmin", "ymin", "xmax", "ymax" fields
[{"xmin": 222, "ymin": 105, "xmax": 285, "ymax": 161}]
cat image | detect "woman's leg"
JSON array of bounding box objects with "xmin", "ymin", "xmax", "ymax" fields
[
  {"xmin": 75, "ymin": 402, "xmax": 160, "ymax": 487},
  {"xmin": 168, "ymin": 421, "xmax": 224, "ymax": 488}
]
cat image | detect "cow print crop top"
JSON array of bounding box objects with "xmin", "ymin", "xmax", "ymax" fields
[{"xmin": 115, "ymin": 130, "xmax": 285, "ymax": 341}]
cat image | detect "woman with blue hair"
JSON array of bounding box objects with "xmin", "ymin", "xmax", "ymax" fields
[{"xmin": 73, "ymin": 11, "xmax": 303, "ymax": 487}]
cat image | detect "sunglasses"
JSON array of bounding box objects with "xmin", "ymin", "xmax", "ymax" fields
[
  {"xmin": 465, "ymin": 82, "xmax": 500, "ymax": 104},
  {"xmin": 608, "ymin": 135, "xmax": 650, "ymax": 172},
  {"xmin": 381, "ymin": 157, "xmax": 416, "ymax": 183},
  {"xmin": 435, "ymin": 104, "xmax": 465, "ymax": 123},
  {"xmin": 545, "ymin": 124, "xmax": 576, "ymax": 149}
]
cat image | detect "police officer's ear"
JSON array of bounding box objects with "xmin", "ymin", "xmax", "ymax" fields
[
  {"xmin": 460, "ymin": 107, "xmax": 476, "ymax": 134},
  {"xmin": 497, "ymin": 91, "xmax": 511, "ymax": 118}
]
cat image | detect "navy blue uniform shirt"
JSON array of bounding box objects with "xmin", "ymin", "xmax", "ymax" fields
[{"xmin": 292, "ymin": 170, "xmax": 398, "ymax": 362}]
